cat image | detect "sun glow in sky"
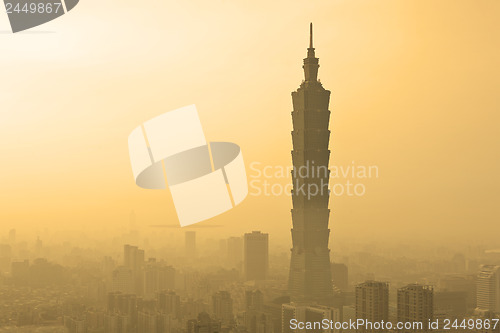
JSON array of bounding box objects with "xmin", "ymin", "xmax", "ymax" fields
[{"xmin": 0, "ymin": 0, "xmax": 498, "ymax": 243}]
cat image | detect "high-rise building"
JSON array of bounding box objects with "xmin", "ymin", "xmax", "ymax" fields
[
  {"xmin": 137, "ymin": 299, "xmax": 156, "ymax": 315},
  {"xmin": 137, "ymin": 311, "xmax": 157, "ymax": 333},
  {"xmin": 107, "ymin": 292, "xmax": 121, "ymax": 313},
  {"xmin": 476, "ymin": 265, "xmax": 500, "ymax": 313},
  {"xmin": 158, "ymin": 265, "xmax": 176, "ymax": 290},
  {"xmin": 212, "ymin": 291, "xmax": 234, "ymax": 325},
  {"xmin": 142, "ymin": 259, "xmax": 175, "ymax": 299},
  {"xmin": 88, "ymin": 278, "xmax": 107, "ymax": 305},
  {"xmin": 157, "ymin": 312, "xmax": 181, "ymax": 333},
  {"xmin": 157, "ymin": 290, "xmax": 181, "ymax": 318},
  {"xmin": 123, "ymin": 244, "xmax": 145, "ymax": 296},
  {"xmin": 288, "ymin": 23, "xmax": 334, "ymax": 305},
  {"xmin": 243, "ymin": 290, "xmax": 273, "ymax": 333},
  {"xmin": 282, "ymin": 303, "xmax": 305, "ymax": 333},
  {"xmin": 107, "ymin": 292, "xmax": 137, "ymax": 316},
  {"xmin": 105, "ymin": 293, "xmax": 138, "ymax": 330},
  {"xmin": 343, "ymin": 305, "xmax": 356, "ymax": 333},
  {"xmin": 11, "ymin": 259, "xmax": 29, "ymax": 284},
  {"xmin": 332, "ymin": 263, "xmax": 349, "ymax": 291},
  {"xmin": 227, "ymin": 236, "xmax": 243, "ymax": 268},
  {"xmin": 397, "ymin": 284, "xmax": 433, "ymax": 332},
  {"xmin": 112, "ymin": 267, "xmax": 134, "ymax": 294},
  {"xmin": 104, "ymin": 313, "xmax": 129, "ymax": 333},
  {"xmin": 8, "ymin": 229, "xmax": 16, "ymax": 244},
  {"xmin": 185, "ymin": 231, "xmax": 196, "ymax": 258},
  {"xmin": 0, "ymin": 244, "xmax": 12, "ymax": 273},
  {"xmin": 124, "ymin": 244, "xmax": 144, "ymax": 271},
  {"xmin": 434, "ymin": 291, "xmax": 467, "ymax": 318},
  {"xmin": 144, "ymin": 260, "xmax": 159, "ymax": 299},
  {"xmin": 244, "ymin": 231, "xmax": 269, "ymax": 281},
  {"xmin": 355, "ymin": 281, "xmax": 389, "ymax": 333},
  {"xmin": 439, "ymin": 275, "xmax": 476, "ymax": 311},
  {"xmin": 86, "ymin": 310, "xmax": 105, "ymax": 332}
]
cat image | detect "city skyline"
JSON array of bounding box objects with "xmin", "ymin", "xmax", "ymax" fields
[
  {"xmin": 0, "ymin": 225, "xmax": 500, "ymax": 332},
  {"xmin": 0, "ymin": 1, "xmax": 499, "ymax": 332}
]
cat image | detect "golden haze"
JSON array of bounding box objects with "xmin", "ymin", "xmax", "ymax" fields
[{"xmin": 0, "ymin": 0, "xmax": 498, "ymax": 243}]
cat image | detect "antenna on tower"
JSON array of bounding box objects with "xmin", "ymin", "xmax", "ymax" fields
[{"xmin": 309, "ymin": 22, "xmax": 313, "ymax": 48}]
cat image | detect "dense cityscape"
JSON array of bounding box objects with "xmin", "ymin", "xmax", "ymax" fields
[{"xmin": 0, "ymin": 227, "xmax": 498, "ymax": 333}]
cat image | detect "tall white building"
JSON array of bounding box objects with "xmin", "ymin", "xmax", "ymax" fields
[{"xmin": 476, "ymin": 265, "xmax": 500, "ymax": 313}]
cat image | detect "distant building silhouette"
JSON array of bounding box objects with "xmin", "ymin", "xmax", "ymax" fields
[
  {"xmin": 244, "ymin": 231, "xmax": 269, "ymax": 281},
  {"xmin": 64, "ymin": 316, "xmax": 86, "ymax": 333},
  {"xmin": 212, "ymin": 290, "xmax": 234, "ymax": 325},
  {"xmin": 8, "ymin": 229, "xmax": 16, "ymax": 244},
  {"xmin": 137, "ymin": 310, "xmax": 157, "ymax": 332},
  {"xmin": 157, "ymin": 290, "xmax": 181, "ymax": 318},
  {"xmin": 187, "ymin": 312, "xmax": 221, "ymax": 333},
  {"xmin": 124, "ymin": 244, "xmax": 145, "ymax": 271},
  {"xmin": 243, "ymin": 290, "xmax": 273, "ymax": 333},
  {"xmin": 434, "ymin": 291, "xmax": 467, "ymax": 318},
  {"xmin": 107, "ymin": 292, "xmax": 137, "ymax": 315},
  {"xmin": 143, "ymin": 259, "xmax": 176, "ymax": 299},
  {"xmin": 439, "ymin": 274, "xmax": 476, "ymax": 311},
  {"xmin": 112, "ymin": 267, "xmax": 134, "ymax": 294},
  {"xmin": 246, "ymin": 290, "xmax": 264, "ymax": 312},
  {"xmin": 85, "ymin": 310, "xmax": 105, "ymax": 332},
  {"xmin": 355, "ymin": 281, "xmax": 389, "ymax": 333},
  {"xmin": 243, "ymin": 310, "xmax": 274, "ymax": 333},
  {"xmin": 332, "ymin": 263, "xmax": 349, "ymax": 291},
  {"xmin": 104, "ymin": 312, "xmax": 129, "ymax": 333},
  {"xmin": 122, "ymin": 244, "xmax": 145, "ymax": 296},
  {"xmin": 227, "ymin": 236, "xmax": 243, "ymax": 268},
  {"xmin": 185, "ymin": 231, "xmax": 196, "ymax": 258},
  {"xmin": 11, "ymin": 259, "xmax": 29, "ymax": 284},
  {"xmin": 288, "ymin": 23, "xmax": 334, "ymax": 305}
]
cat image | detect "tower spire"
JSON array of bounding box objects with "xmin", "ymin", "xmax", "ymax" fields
[
  {"xmin": 303, "ymin": 23, "xmax": 319, "ymax": 81},
  {"xmin": 309, "ymin": 22, "xmax": 313, "ymax": 49}
]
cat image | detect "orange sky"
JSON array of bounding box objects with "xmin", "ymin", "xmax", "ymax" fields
[{"xmin": 0, "ymin": 0, "xmax": 498, "ymax": 243}]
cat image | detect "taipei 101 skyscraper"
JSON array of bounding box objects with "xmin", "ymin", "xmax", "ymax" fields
[{"xmin": 288, "ymin": 23, "xmax": 334, "ymax": 305}]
